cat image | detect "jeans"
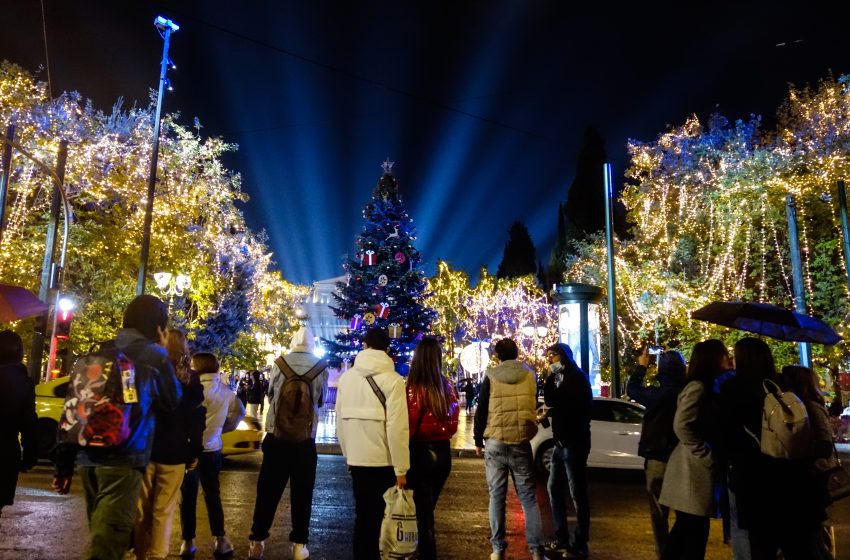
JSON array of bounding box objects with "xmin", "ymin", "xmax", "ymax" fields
[
  {"xmin": 483, "ymin": 439, "xmax": 544, "ymax": 554},
  {"xmin": 406, "ymin": 440, "xmax": 452, "ymax": 560},
  {"xmin": 180, "ymin": 450, "xmax": 225, "ymax": 539},
  {"xmin": 728, "ymin": 488, "xmax": 751, "ymax": 560},
  {"xmin": 135, "ymin": 462, "xmax": 186, "ymax": 559},
  {"xmin": 250, "ymin": 435, "xmax": 318, "ymax": 544},
  {"xmin": 645, "ymin": 459, "xmax": 670, "ymax": 559},
  {"xmin": 350, "ymin": 466, "xmax": 396, "ymax": 560},
  {"xmin": 80, "ymin": 465, "xmax": 143, "ymax": 560},
  {"xmin": 547, "ymin": 443, "xmax": 590, "ymax": 549},
  {"xmin": 661, "ymin": 510, "xmax": 709, "ymax": 560}
]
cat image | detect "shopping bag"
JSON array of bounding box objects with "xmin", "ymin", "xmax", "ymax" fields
[{"xmin": 379, "ymin": 485, "xmax": 417, "ymax": 559}]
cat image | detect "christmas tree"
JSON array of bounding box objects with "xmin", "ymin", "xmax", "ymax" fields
[{"xmin": 325, "ymin": 160, "xmax": 436, "ymax": 373}]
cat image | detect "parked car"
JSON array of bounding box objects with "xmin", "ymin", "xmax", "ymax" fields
[
  {"xmin": 530, "ymin": 397, "xmax": 645, "ymax": 475},
  {"xmin": 34, "ymin": 376, "xmax": 263, "ymax": 458}
]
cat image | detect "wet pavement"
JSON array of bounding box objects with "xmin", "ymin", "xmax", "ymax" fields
[{"xmin": 4, "ymin": 452, "xmax": 850, "ymax": 560}]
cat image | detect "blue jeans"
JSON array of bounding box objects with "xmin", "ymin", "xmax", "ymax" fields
[
  {"xmin": 547, "ymin": 443, "xmax": 590, "ymax": 548},
  {"xmin": 483, "ymin": 439, "xmax": 544, "ymax": 554}
]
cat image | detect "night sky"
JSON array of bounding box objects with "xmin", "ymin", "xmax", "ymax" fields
[{"xmin": 3, "ymin": 1, "xmax": 849, "ymax": 285}]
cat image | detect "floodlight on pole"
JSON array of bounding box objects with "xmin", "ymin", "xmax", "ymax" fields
[{"xmin": 136, "ymin": 15, "xmax": 179, "ymax": 295}]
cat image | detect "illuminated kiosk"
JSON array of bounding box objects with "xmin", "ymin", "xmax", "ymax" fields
[{"xmin": 552, "ymin": 283, "xmax": 604, "ymax": 396}]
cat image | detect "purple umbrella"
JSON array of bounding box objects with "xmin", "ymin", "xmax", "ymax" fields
[
  {"xmin": 0, "ymin": 283, "xmax": 48, "ymax": 323},
  {"xmin": 691, "ymin": 301, "xmax": 841, "ymax": 345}
]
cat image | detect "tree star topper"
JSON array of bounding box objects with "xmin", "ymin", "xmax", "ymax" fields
[{"xmin": 382, "ymin": 158, "xmax": 395, "ymax": 174}]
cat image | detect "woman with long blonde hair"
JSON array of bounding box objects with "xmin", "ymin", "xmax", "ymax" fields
[{"xmin": 406, "ymin": 337, "xmax": 459, "ymax": 560}]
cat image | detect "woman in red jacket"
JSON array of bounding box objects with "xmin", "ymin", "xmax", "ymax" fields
[{"xmin": 406, "ymin": 337, "xmax": 460, "ymax": 560}]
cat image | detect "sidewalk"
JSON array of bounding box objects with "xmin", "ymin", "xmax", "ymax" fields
[{"xmin": 314, "ymin": 403, "xmax": 480, "ymax": 456}]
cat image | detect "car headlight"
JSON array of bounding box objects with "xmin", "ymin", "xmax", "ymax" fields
[{"xmin": 236, "ymin": 420, "xmax": 251, "ymax": 431}]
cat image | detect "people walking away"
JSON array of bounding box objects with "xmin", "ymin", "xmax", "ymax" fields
[
  {"xmin": 464, "ymin": 380, "xmax": 476, "ymax": 412},
  {"xmin": 626, "ymin": 348, "xmax": 686, "ymax": 559},
  {"xmin": 721, "ymin": 337, "xmax": 816, "ymax": 559},
  {"xmin": 406, "ymin": 337, "xmax": 459, "ymax": 560},
  {"xmin": 543, "ymin": 342, "xmax": 592, "ymax": 559},
  {"xmin": 247, "ymin": 370, "xmax": 265, "ymax": 420},
  {"xmin": 658, "ymin": 339, "xmax": 727, "ymax": 559},
  {"xmin": 336, "ymin": 328, "xmax": 409, "ymax": 560},
  {"xmin": 52, "ymin": 295, "xmax": 182, "ymax": 560},
  {"xmin": 474, "ymin": 338, "xmax": 546, "ymax": 560},
  {"xmin": 133, "ymin": 329, "xmax": 206, "ymax": 559},
  {"xmin": 781, "ymin": 365, "xmax": 837, "ymax": 560},
  {"xmin": 179, "ymin": 352, "xmax": 245, "ymax": 558},
  {"xmin": 0, "ymin": 330, "xmax": 38, "ymax": 526},
  {"xmin": 248, "ymin": 326, "xmax": 328, "ymax": 560}
]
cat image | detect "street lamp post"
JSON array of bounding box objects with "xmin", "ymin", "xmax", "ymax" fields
[
  {"xmin": 154, "ymin": 271, "xmax": 190, "ymax": 320},
  {"xmin": 137, "ymin": 15, "xmax": 179, "ymax": 295}
]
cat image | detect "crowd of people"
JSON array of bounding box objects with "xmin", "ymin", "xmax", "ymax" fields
[{"xmin": 0, "ymin": 295, "xmax": 844, "ymax": 560}]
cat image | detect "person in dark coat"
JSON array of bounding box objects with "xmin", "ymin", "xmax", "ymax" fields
[
  {"xmin": 0, "ymin": 330, "xmax": 38, "ymax": 524},
  {"xmin": 464, "ymin": 380, "xmax": 476, "ymax": 412},
  {"xmin": 626, "ymin": 348, "xmax": 686, "ymax": 559},
  {"xmin": 543, "ymin": 342, "xmax": 592, "ymax": 558}
]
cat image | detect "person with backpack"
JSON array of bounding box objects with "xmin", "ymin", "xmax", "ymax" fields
[
  {"xmin": 179, "ymin": 352, "xmax": 245, "ymax": 558},
  {"xmin": 0, "ymin": 330, "xmax": 38, "ymax": 527},
  {"xmin": 626, "ymin": 349, "xmax": 686, "ymax": 559},
  {"xmin": 720, "ymin": 337, "xmax": 813, "ymax": 559},
  {"xmin": 248, "ymin": 326, "xmax": 328, "ymax": 560},
  {"xmin": 246, "ymin": 370, "xmax": 266, "ymax": 420},
  {"xmin": 405, "ymin": 337, "xmax": 459, "ymax": 560},
  {"xmin": 133, "ymin": 329, "xmax": 206, "ymax": 560},
  {"xmin": 336, "ymin": 328, "xmax": 409, "ymax": 560},
  {"xmin": 658, "ymin": 340, "xmax": 728, "ymax": 559},
  {"xmin": 52, "ymin": 295, "xmax": 182, "ymax": 560}
]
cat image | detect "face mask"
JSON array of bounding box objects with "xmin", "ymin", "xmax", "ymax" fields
[{"xmin": 548, "ymin": 362, "xmax": 563, "ymax": 374}]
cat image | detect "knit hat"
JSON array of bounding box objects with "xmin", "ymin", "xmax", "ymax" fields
[{"xmin": 290, "ymin": 326, "xmax": 315, "ymax": 353}]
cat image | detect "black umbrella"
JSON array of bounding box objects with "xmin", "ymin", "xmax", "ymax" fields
[{"xmin": 691, "ymin": 301, "xmax": 841, "ymax": 345}]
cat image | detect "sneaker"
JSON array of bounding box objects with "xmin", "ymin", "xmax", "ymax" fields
[
  {"xmin": 179, "ymin": 539, "xmax": 196, "ymax": 558},
  {"xmin": 213, "ymin": 536, "xmax": 234, "ymax": 557},
  {"xmin": 546, "ymin": 541, "xmax": 570, "ymax": 552},
  {"xmin": 565, "ymin": 543, "xmax": 589, "ymax": 559},
  {"xmin": 292, "ymin": 543, "xmax": 310, "ymax": 560},
  {"xmin": 248, "ymin": 540, "xmax": 265, "ymax": 560},
  {"xmin": 489, "ymin": 552, "xmax": 505, "ymax": 560}
]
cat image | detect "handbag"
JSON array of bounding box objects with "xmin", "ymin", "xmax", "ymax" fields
[{"xmin": 821, "ymin": 443, "xmax": 850, "ymax": 504}]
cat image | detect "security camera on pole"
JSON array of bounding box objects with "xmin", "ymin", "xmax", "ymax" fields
[{"xmin": 136, "ymin": 15, "xmax": 179, "ymax": 295}]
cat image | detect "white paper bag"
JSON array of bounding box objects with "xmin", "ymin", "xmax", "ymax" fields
[{"xmin": 379, "ymin": 485, "xmax": 417, "ymax": 559}]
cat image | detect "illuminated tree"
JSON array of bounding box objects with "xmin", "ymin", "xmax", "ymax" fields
[{"xmin": 326, "ymin": 162, "xmax": 436, "ymax": 373}]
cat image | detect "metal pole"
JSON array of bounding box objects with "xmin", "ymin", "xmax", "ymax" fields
[
  {"xmin": 579, "ymin": 302, "xmax": 590, "ymax": 373},
  {"xmin": 137, "ymin": 26, "xmax": 173, "ymax": 295},
  {"xmin": 29, "ymin": 141, "xmax": 68, "ymax": 383},
  {"xmin": 785, "ymin": 194, "xmax": 812, "ymax": 367},
  {"xmin": 603, "ymin": 163, "xmax": 621, "ymax": 397},
  {"xmin": 0, "ymin": 123, "xmax": 15, "ymax": 246},
  {"xmin": 837, "ymin": 180, "xmax": 850, "ymax": 296}
]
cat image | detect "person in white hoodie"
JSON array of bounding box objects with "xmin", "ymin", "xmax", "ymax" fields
[
  {"xmin": 179, "ymin": 352, "xmax": 245, "ymax": 558},
  {"xmin": 248, "ymin": 326, "xmax": 328, "ymax": 560},
  {"xmin": 336, "ymin": 328, "xmax": 409, "ymax": 560}
]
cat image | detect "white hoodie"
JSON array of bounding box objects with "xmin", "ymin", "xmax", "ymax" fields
[
  {"xmin": 199, "ymin": 372, "xmax": 246, "ymax": 452},
  {"xmin": 335, "ymin": 348, "xmax": 409, "ymax": 475}
]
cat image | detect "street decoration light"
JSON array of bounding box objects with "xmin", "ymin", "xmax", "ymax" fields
[{"xmin": 154, "ymin": 271, "xmax": 190, "ymax": 320}]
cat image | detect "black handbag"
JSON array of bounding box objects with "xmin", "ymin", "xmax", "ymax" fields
[{"xmin": 821, "ymin": 444, "xmax": 850, "ymax": 504}]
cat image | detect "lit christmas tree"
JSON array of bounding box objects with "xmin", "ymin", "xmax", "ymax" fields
[{"xmin": 325, "ymin": 160, "xmax": 436, "ymax": 373}]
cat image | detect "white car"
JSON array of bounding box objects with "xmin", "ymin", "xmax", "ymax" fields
[{"xmin": 530, "ymin": 397, "xmax": 645, "ymax": 474}]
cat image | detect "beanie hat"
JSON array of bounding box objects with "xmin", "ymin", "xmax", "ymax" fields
[{"xmin": 290, "ymin": 326, "xmax": 315, "ymax": 353}]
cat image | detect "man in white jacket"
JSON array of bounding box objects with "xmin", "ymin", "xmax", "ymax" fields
[{"xmin": 336, "ymin": 328, "xmax": 409, "ymax": 560}]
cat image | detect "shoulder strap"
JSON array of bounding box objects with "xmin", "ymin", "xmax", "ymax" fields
[
  {"xmin": 301, "ymin": 360, "xmax": 328, "ymax": 383},
  {"xmin": 275, "ymin": 356, "xmax": 297, "ymax": 380},
  {"xmin": 366, "ymin": 374, "xmax": 386, "ymax": 410}
]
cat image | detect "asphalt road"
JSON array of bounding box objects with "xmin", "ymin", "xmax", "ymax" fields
[{"xmin": 3, "ymin": 453, "xmax": 850, "ymax": 559}]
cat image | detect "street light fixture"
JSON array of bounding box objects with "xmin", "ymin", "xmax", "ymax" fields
[
  {"xmin": 154, "ymin": 271, "xmax": 190, "ymax": 320},
  {"xmin": 136, "ymin": 15, "xmax": 179, "ymax": 295}
]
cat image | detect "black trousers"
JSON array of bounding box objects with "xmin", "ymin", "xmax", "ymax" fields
[
  {"xmin": 180, "ymin": 450, "xmax": 225, "ymax": 538},
  {"xmin": 661, "ymin": 510, "xmax": 710, "ymax": 560},
  {"xmin": 350, "ymin": 465, "xmax": 396, "ymax": 560},
  {"xmin": 250, "ymin": 435, "xmax": 318, "ymax": 544},
  {"xmin": 406, "ymin": 440, "xmax": 452, "ymax": 560}
]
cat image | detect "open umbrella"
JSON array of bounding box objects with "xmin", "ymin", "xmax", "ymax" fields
[
  {"xmin": 0, "ymin": 283, "xmax": 48, "ymax": 323},
  {"xmin": 691, "ymin": 301, "xmax": 841, "ymax": 345}
]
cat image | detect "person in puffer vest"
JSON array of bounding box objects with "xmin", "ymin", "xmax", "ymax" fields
[{"xmin": 473, "ymin": 338, "xmax": 545, "ymax": 560}]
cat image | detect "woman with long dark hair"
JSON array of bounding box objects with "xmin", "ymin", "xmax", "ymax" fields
[
  {"xmin": 659, "ymin": 339, "xmax": 729, "ymax": 559},
  {"xmin": 406, "ymin": 337, "xmax": 459, "ymax": 560}
]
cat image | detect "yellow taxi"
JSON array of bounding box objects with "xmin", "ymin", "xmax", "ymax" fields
[{"xmin": 34, "ymin": 376, "xmax": 263, "ymax": 457}]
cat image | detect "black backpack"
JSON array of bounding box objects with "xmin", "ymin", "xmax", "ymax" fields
[{"xmin": 273, "ymin": 357, "xmax": 326, "ymax": 442}]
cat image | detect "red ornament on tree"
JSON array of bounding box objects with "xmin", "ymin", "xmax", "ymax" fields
[
  {"xmin": 394, "ymin": 252, "xmax": 406, "ymax": 264},
  {"xmin": 362, "ymin": 250, "xmax": 377, "ymax": 266},
  {"xmin": 376, "ymin": 302, "xmax": 390, "ymax": 319}
]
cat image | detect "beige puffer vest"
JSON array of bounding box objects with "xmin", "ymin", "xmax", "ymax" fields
[{"xmin": 484, "ymin": 371, "xmax": 538, "ymax": 444}]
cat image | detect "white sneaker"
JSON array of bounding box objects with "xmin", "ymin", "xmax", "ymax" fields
[
  {"xmin": 179, "ymin": 539, "xmax": 196, "ymax": 557},
  {"xmin": 490, "ymin": 552, "xmax": 505, "ymax": 560},
  {"xmin": 214, "ymin": 536, "xmax": 234, "ymax": 556},
  {"xmin": 248, "ymin": 540, "xmax": 265, "ymax": 560},
  {"xmin": 292, "ymin": 543, "xmax": 310, "ymax": 560}
]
